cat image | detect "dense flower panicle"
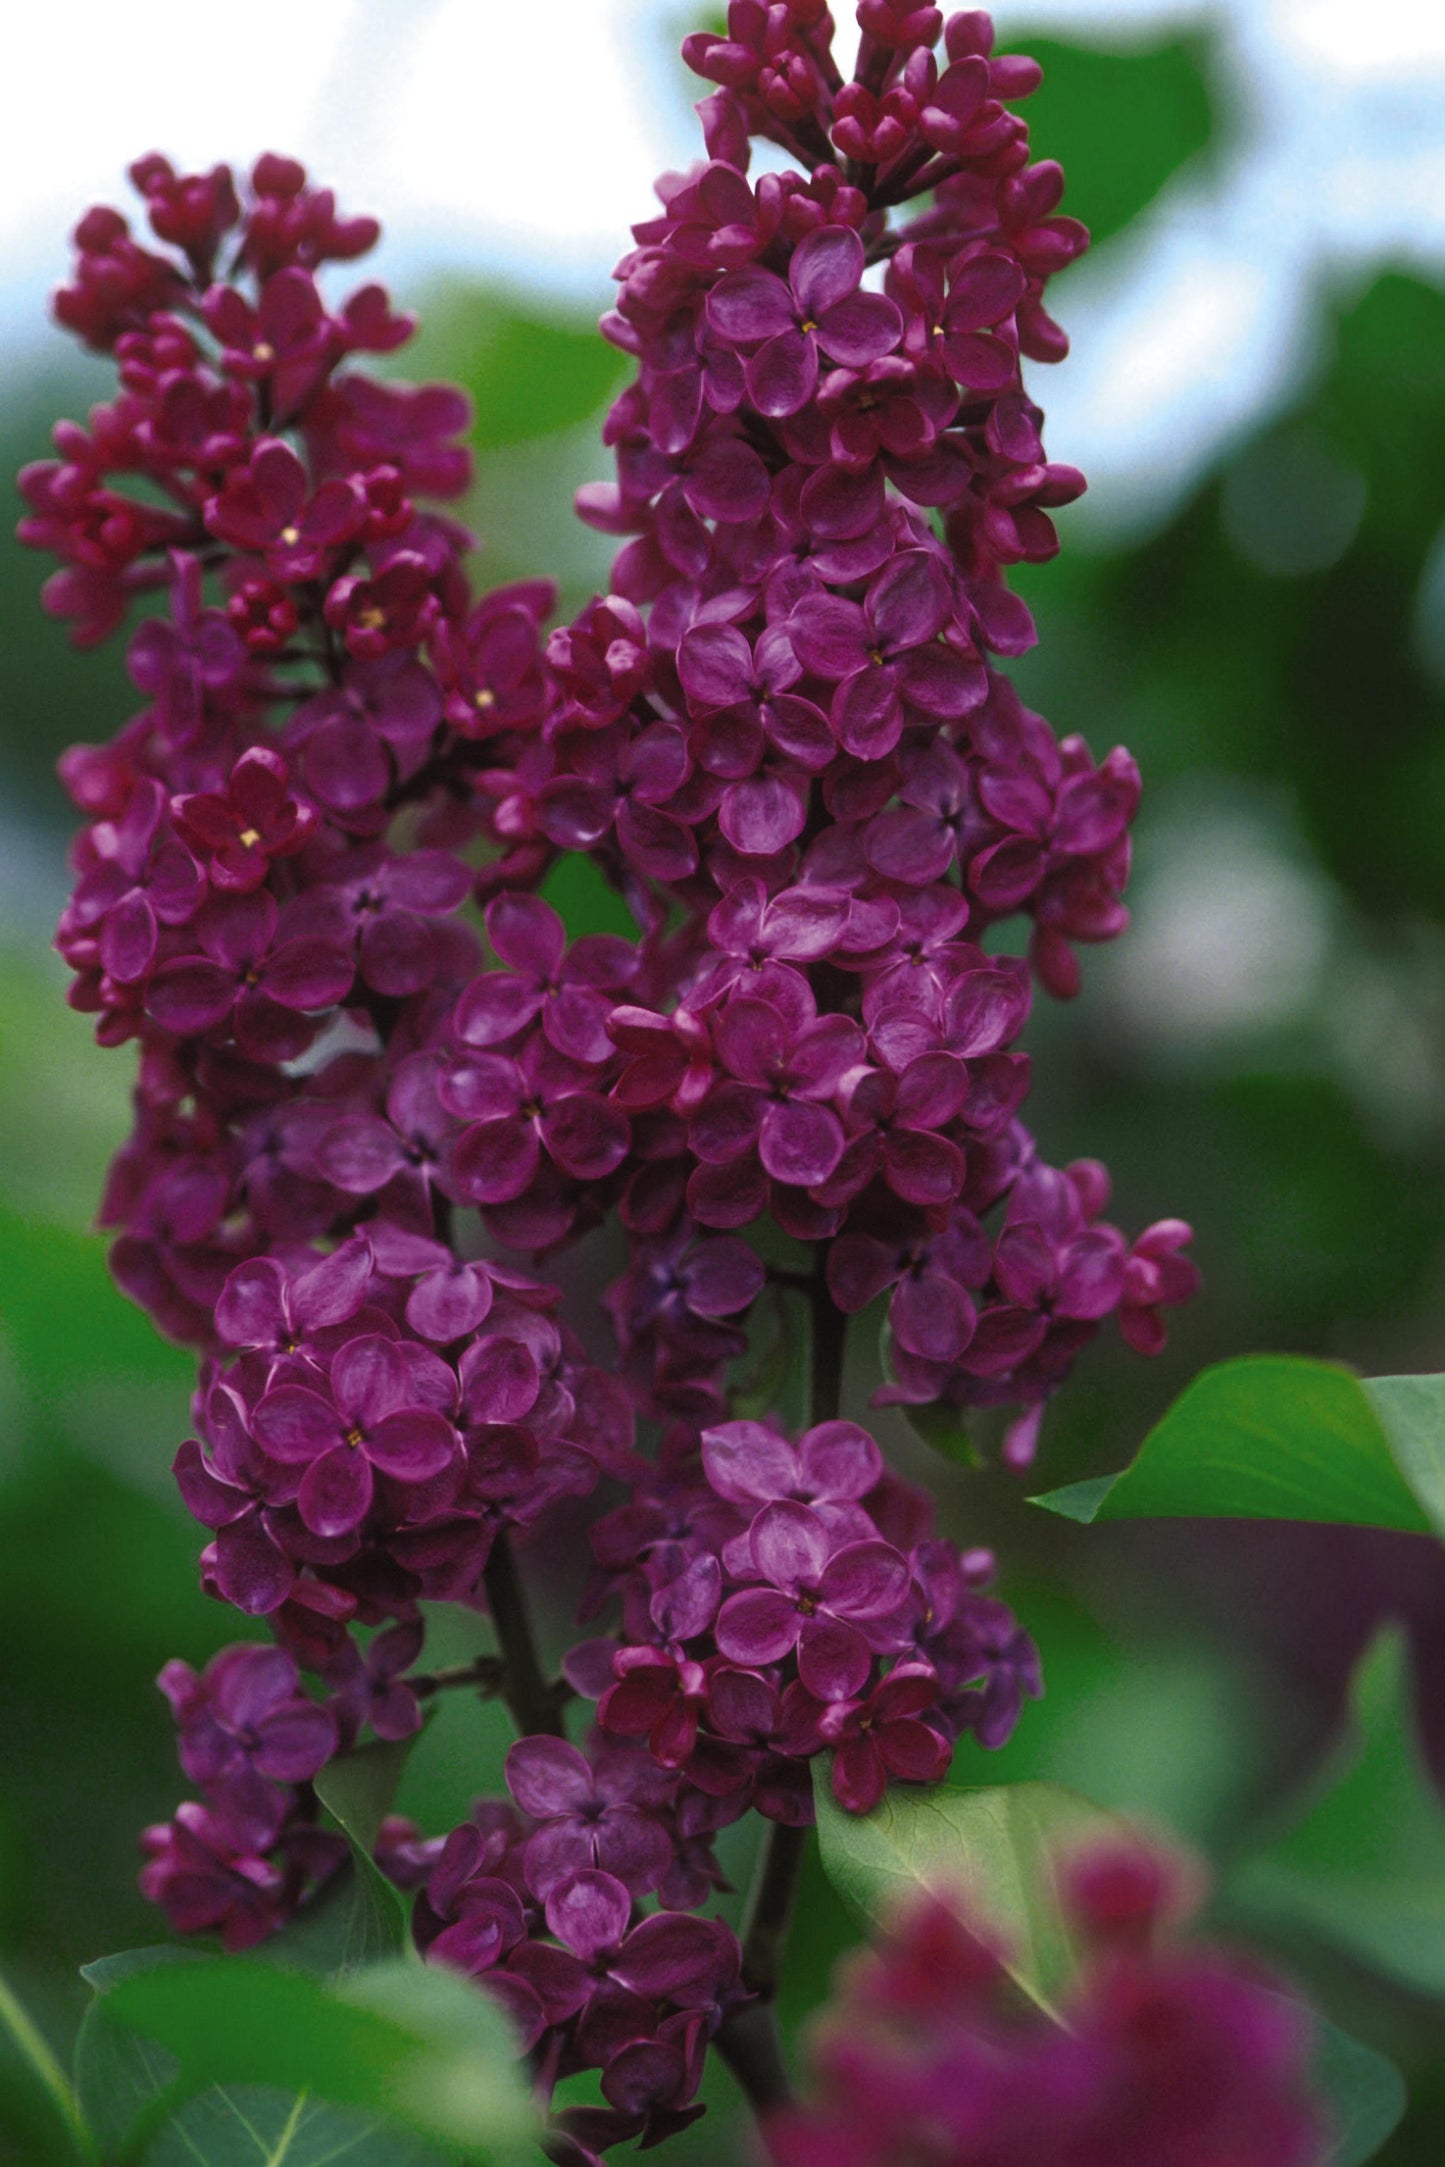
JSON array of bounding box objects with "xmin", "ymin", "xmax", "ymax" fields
[
  {"xmin": 766, "ymin": 1843, "xmax": 1330, "ymax": 2167},
  {"xmin": 27, "ymin": 9, "xmax": 1199, "ymax": 2155}
]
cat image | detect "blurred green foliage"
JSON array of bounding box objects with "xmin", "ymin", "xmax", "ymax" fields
[
  {"xmin": 1012, "ymin": 29, "xmax": 1222, "ymax": 244},
  {"xmin": 3, "ymin": 20, "xmax": 1445, "ymax": 2165},
  {"xmin": 1235, "ymin": 1633, "xmax": 1445, "ymax": 2000}
]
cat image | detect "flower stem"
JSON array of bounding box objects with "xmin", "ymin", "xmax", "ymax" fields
[
  {"xmin": 740, "ymin": 1819, "xmax": 808, "ymax": 1998},
  {"xmin": 482, "ymin": 1529, "xmax": 566, "ymax": 1739},
  {"xmin": 720, "ymin": 1252, "xmax": 845, "ymax": 2119},
  {"xmin": 810, "ymin": 1246, "xmax": 847, "ymax": 1426},
  {"xmin": 716, "ymin": 1992, "xmax": 796, "ymax": 2118}
]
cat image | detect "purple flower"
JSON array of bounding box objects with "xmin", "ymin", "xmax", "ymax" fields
[
  {"xmin": 706, "ymin": 225, "xmax": 902, "ymax": 418},
  {"xmin": 213, "ymin": 1239, "xmax": 372, "ymax": 1360},
  {"xmin": 158, "ymin": 1643, "xmax": 336, "ymax": 1809},
  {"xmin": 789, "ymin": 549, "xmax": 984, "ymax": 758},
  {"xmin": 203, "ymin": 266, "xmax": 339, "ymax": 419},
  {"xmin": 689, "ymin": 997, "xmax": 862, "ymax": 1189},
  {"xmin": 506, "ymin": 1736, "xmax": 674, "ymax": 1898},
  {"xmin": 171, "ymin": 746, "xmax": 317, "ymax": 895},
  {"xmin": 139, "ymin": 1790, "xmax": 344, "ymax": 1952},
  {"xmin": 716, "ymin": 1501, "xmax": 910, "ymax": 1699},
  {"xmin": 314, "ymin": 1052, "xmax": 463, "ymax": 1227},
  {"xmin": 287, "ymin": 844, "xmax": 472, "ymax": 996},
  {"xmin": 811, "ymin": 1661, "xmax": 951, "ymax": 1813},
  {"xmin": 323, "ymin": 1617, "xmax": 426, "ymax": 1746},
  {"xmin": 432, "ymin": 588, "xmax": 552, "ymax": 737},
  {"xmin": 454, "ymin": 893, "xmax": 636, "ymax": 1066},
  {"xmin": 251, "ymin": 1333, "xmax": 459, "ymax": 1536},
  {"xmin": 538, "ymin": 719, "xmax": 695, "ymax": 881},
  {"xmin": 287, "ymin": 655, "xmax": 443, "ymax": 821},
  {"xmin": 34, "ymin": 29, "xmax": 1200, "ymax": 2103},
  {"xmin": 511, "ymin": 1866, "xmax": 737, "ymax": 2029},
  {"xmin": 818, "ymin": 1055, "xmax": 969, "ymax": 1210},
  {"xmin": 448, "ymin": 1035, "xmax": 631, "ymax": 1206},
  {"xmin": 702, "ymin": 1416, "xmax": 882, "ymax": 1518},
  {"xmin": 599, "ymin": 1645, "xmax": 715, "ymax": 1770},
  {"xmin": 894, "ymin": 241, "xmax": 1026, "ymax": 392},
  {"xmin": 126, "ymin": 553, "xmax": 246, "ymax": 744},
  {"xmin": 767, "ymin": 1850, "xmax": 1328, "ymax": 2167},
  {"xmin": 205, "ymin": 435, "xmax": 364, "ymax": 578},
  {"xmin": 60, "ymin": 776, "xmax": 205, "ymax": 985},
  {"xmin": 146, "ymin": 890, "xmax": 354, "ymax": 1059}
]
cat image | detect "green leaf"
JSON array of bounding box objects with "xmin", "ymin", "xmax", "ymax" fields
[
  {"xmin": 76, "ymin": 1948, "xmax": 192, "ymax": 2158},
  {"xmin": 541, "ymin": 852, "xmax": 638, "ymax": 942},
  {"xmin": 425, "ymin": 286, "xmax": 629, "ymax": 452},
  {"xmin": 1032, "ymin": 1356, "xmax": 1442, "ymax": 1536},
  {"xmin": 1008, "ymin": 31, "xmax": 1220, "ymax": 247},
  {"xmin": 0, "ymin": 1962, "xmax": 95, "ymax": 2161},
  {"xmin": 1232, "ymin": 1629, "xmax": 1445, "ymax": 1997},
  {"xmin": 1307, "ymin": 2005, "xmax": 1407, "ymax": 2167},
  {"xmin": 899, "ymin": 1397, "xmax": 982, "ymax": 1469},
  {"xmin": 813, "ymin": 1771, "xmax": 1127, "ymax": 2021},
  {"xmin": 141, "ymin": 2088, "xmax": 444, "ymax": 2167},
  {"xmin": 879, "ymin": 1320, "xmax": 980, "ymax": 1465},
  {"xmin": 312, "ymin": 1737, "xmax": 413, "ymax": 1966},
  {"xmin": 104, "ymin": 1954, "xmax": 536, "ymax": 2158},
  {"xmin": 261, "ymin": 1860, "xmax": 398, "ymax": 1979},
  {"xmin": 77, "ymin": 1948, "xmax": 450, "ymax": 2167}
]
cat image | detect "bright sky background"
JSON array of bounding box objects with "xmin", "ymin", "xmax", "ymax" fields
[{"xmin": 3, "ymin": 0, "xmax": 1444, "ymax": 530}]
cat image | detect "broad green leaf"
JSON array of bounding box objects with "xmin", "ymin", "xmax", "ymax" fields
[
  {"xmin": 1307, "ymin": 2005, "xmax": 1407, "ymax": 2167},
  {"xmin": 312, "ymin": 1738, "xmax": 414, "ymax": 1965},
  {"xmin": 813, "ymin": 1772, "xmax": 1127, "ymax": 2021},
  {"xmin": 76, "ymin": 1948, "xmax": 192, "ymax": 2157},
  {"xmin": 1007, "ymin": 31, "xmax": 1219, "ymax": 247},
  {"xmin": 0, "ymin": 1963, "xmax": 94, "ymax": 2161},
  {"xmin": 142, "ymin": 2087, "xmax": 444, "ymax": 2167},
  {"xmin": 423, "ymin": 286, "xmax": 629, "ymax": 452},
  {"xmin": 262, "ymin": 1860, "xmax": 399, "ymax": 1979},
  {"xmin": 1232, "ymin": 1630, "xmax": 1445, "ymax": 1996},
  {"xmin": 77, "ymin": 1947, "xmax": 447, "ymax": 2166},
  {"xmin": 105, "ymin": 1954, "xmax": 536, "ymax": 2158},
  {"xmin": 1033, "ymin": 1356, "xmax": 1441, "ymax": 1536}
]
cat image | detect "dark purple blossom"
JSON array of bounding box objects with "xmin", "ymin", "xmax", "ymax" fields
[
  {"xmin": 171, "ymin": 746, "xmax": 317, "ymax": 894},
  {"xmin": 706, "ymin": 226, "xmax": 902, "ymax": 419},
  {"xmin": 26, "ymin": 32, "xmax": 1202, "ymax": 2151},
  {"xmin": 766, "ymin": 1851, "xmax": 1329, "ymax": 2167},
  {"xmin": 251, "ymin": 1333, "xmax": 459, "ymax": 1536},
  {"xmin": 455, "ymin": 893, "xmax": 637, "ymax": 1066},
  {"xmin": 506, "ymin": 1736, "xmax": 674, "ymax": 1898},
  {"xmin": 715, "ymin": 1502, "xmax": 910, "ymax": 1700}
]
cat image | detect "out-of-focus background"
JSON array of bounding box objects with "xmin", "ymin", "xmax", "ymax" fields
[{"xmin": 4, "ymin": 0, "xmax": 1445, "ymax": 2157}]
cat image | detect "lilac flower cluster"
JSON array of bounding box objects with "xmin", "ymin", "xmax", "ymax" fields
[
  {"xmin": 140, "ymin": 1643, "xmax": 344, "ymax": 1950},
  {"xmin": 767, "ymin": 1843, "xmax": 1329, "ymax": 2167},
  {"xmin": 25, "ymin": 8, "xmax": 1196, "ymax": 2153}
]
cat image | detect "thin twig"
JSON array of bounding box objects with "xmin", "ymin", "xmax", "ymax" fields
[{"xmin": 409, "ymin": 1654, "xmax": 504, "ymax": 1700}]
